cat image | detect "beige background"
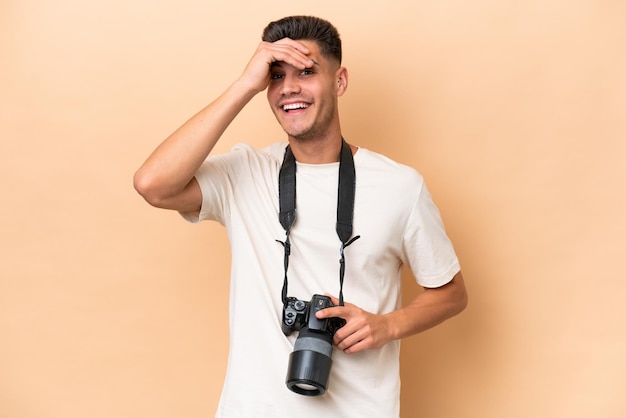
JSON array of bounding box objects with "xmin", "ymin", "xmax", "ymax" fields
[{"xmin": 2, "ymin": 0, "xmax": 625, "ymax": 417}]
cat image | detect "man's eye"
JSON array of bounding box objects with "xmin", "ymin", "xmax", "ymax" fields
[
  {"xmin": 300, "ymin": 69, "xmax": 314, "ymax": 76},
  {"xmin": 270, "ymin": 73, "xmax": 284, "ymax": 80}
]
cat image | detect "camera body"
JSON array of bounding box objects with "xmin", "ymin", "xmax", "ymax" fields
[
  {"xmin": 281, "ymin": 294, "xmax": 345, "ymax": 396},
  {"xmin": 282, "ymin": 294, "xmax": 345, "ymax": 337}
]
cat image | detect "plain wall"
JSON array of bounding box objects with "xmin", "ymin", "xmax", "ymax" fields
[{"xmin": 1, "ymin": 1, "xmax": 625, "ymax": 417}]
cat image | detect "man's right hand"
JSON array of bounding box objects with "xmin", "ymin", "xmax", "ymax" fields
[{"xmin": 238, "ymin": 38, "xmax": 315, "ymax": 94}]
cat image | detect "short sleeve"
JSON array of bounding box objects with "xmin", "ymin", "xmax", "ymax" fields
[
  {"xmin": 178, "ymin": 146, "xmax": 252, "ymax": 225},
  {"xmin": 402, "ymin": 182, "xmax": 460, "ymax": 288}
]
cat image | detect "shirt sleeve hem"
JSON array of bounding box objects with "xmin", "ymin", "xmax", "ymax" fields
[{"xmin": 418, "ymin": 262, "xmax": 461, "ymax": 288}]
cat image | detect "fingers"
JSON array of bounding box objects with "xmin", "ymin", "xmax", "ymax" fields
[
  {"xmin": 276, "ymin": 37, "xmax": 311, "ymax": 54},
  {"xmin": 239, "ymin": 38, "xmax": 314, "ymax": 93},
  {"xmin": 315, "ymin": 305, "xmax": 344, "ymax": 320},
  {"xmin": 315, "ymin": 294, "xmax": 344, "ymax": 319},
  {"xmin": 335, "ymin": 328, "xmax": 371, "ymax": 354},
  {"xmin": 259, "ymin": 39, "xmax": 314, "ymax": 71},
  {"xmin": 316, "ymin": 302, "xmax": 391, "ymax": 354},
  {"xmin": 332, "ymin": 311, "xmax": 367, "ymax": 350},
  {"xmin": 315, "ymin": 303, "xmax": 368, "ymax": 353}
]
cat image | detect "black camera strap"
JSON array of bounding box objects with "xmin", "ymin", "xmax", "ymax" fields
[{"xmin": 277, "ymin": 138, "xmax": 360, "ymax": 306}]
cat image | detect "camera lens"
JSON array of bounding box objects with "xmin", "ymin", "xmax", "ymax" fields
[
  {"xmin": 293, "ymin": 382, "xmax": 318, "ymax": 391},
  {"xmin": 285, "ymin": 328, "xmax": 333, "ymax": 396}
]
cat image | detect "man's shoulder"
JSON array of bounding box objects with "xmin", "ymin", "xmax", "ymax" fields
[
  {"xmin": 214, "ymin": 142, "xmax": 287, "ymax": 168},
  {"xmin": 356, "ymin": 147, "xmax": 423, "ymax": 183},
  {"xmin": 231, "ymin": 142, "xmax": 287, "ymax": 159}
]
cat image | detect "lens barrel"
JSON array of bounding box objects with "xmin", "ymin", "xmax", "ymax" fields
[{"xmin": 285, "ymin": 328, "xmax": 333, "ymax": 396}]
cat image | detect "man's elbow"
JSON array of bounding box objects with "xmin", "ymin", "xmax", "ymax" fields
[
  {"xmin": 134, "ymin": 170, "xmax": 201, "ymax": 213},
  {"xmin": 449, "ymin": 271, "xmax": 469, "ymax": 316},
  {"xmin": 453, "ymin": 286, "xmax": 468, "ymax": 316},
  {"xmin": 133, "ymin": 169, "xmax": 167, "ymax": 208}
]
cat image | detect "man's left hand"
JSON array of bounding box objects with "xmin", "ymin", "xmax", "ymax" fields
[{"xmin": 315, "ymin": 295, "xmax": 392, "ymax": 354}]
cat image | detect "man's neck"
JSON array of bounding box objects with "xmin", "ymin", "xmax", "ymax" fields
[{"xmin": 287, "ymin": 134, "xmax": 356, "ymax": 164}]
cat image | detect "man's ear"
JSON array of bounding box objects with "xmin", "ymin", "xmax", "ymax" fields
[{"xmin": 336, "ymin": 67, "xmax": 349, "ymax": 96}]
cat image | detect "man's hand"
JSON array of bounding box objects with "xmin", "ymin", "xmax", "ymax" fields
[
  {"xmin": 314, "ymin": 272, "xmax": 468, "ymax": 355},
  {"xmin": 239, "ymin": 38, "xmax": 315, "ymax": 93},
  {"xmin": 315, "ymin": 295, "xmax": 393, "ymax": 354}
]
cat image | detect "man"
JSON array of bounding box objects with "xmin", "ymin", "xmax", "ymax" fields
[{"xmin": 135, "ymin": 15, "xmax": 467, "ymax": 418}]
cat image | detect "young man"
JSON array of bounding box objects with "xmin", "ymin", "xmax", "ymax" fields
[{"xmin": 135, "ymin": 15, "xmax": 467, "ymax": 418}]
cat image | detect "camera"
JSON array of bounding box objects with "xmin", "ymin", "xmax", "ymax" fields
[{"xmin": 282, "ymin": 294, "xmax": 346, "ymax": 396}]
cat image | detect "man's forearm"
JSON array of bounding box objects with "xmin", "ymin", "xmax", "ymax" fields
[
  {"xmin": 386, "ymin": 271, "xmax": 468, "ymax": 341},
  {"xmin": 133, "ymin": 79, "xmax": 258, "ymax": 205},
  {"xmin": 322, "ymin": 272, "xmax": 467, "ymax": 354}
]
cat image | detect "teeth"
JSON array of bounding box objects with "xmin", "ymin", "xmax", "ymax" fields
[{"xmin": 283, "ymin": 103, "xmax": 309, "ymax": 111}]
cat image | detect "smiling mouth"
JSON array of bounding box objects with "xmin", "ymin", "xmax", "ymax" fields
[{"xmin": 282, "ymin": 103, "xmax": 310, "ymax": 112}]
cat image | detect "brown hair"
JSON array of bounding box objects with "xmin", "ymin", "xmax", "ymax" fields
[{"xmin": 262, "ymin": 16, "xmax": 342, "ymax": 64}]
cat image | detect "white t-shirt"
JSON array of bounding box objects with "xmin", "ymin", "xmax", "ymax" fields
[{"xmin": 182, "ymin": 142, "xmax": 460, "ymax": 418}]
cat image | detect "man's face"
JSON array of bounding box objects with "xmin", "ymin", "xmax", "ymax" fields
[{"xmin": 266, "ymin": 40, "xmax": 346, "ymax": 141}]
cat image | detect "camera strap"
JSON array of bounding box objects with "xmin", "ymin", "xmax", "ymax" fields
[{"xmin": 277, "ymin": 138, "xmax": 360, "ymax": 306}]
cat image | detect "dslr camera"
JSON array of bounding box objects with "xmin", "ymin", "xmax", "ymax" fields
[{"xmin": 282, "ymin": 294, "xmax": 346, "ymax": 396}]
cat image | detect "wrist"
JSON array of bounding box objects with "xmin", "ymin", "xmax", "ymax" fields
[
  {"xmin": 232, "ymin": 73, "xmax": 267, "ymax": 97},
  {"xmin": 385, "ymin": 309, "xmax": 411, "ymax": 342},
  {"xmin": 380, "ymin": 312, "xmax": 399, "ymax": 343}
]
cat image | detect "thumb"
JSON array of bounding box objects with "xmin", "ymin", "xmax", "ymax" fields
[{"xmin": 316, "ymin": 306, "xmax": 341, "ymax": 319}]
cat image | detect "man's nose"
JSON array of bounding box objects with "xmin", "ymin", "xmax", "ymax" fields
[{"xmin": 280, "ymin": 74, "xmax": 301, "ymax": 95}]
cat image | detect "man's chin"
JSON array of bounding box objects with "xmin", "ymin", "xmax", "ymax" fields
[
  {"xmin": 285, "ymin": 131, "xmax": 320, "ymax": 142},
  {"xmin": 280, "ymin": 125, "xmax": 315, "ymax": 141}
]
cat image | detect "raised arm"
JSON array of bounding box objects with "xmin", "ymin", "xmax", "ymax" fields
[{"xmin": 133, "ymin": 38, "xmax": 316, "ymax": 213}]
